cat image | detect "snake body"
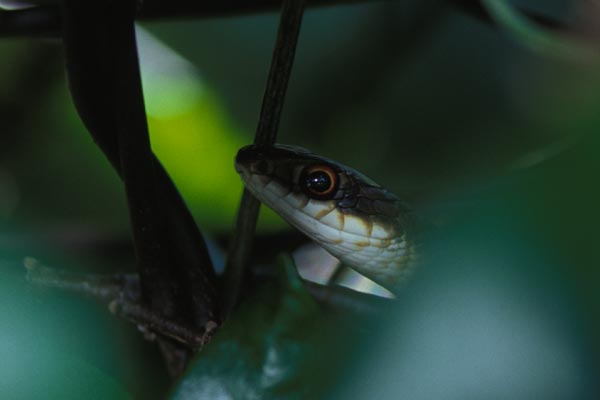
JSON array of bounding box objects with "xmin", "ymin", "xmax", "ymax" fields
[{"xmin": 235, "ymin": 144, "xmax": 418, "ymax": 289}]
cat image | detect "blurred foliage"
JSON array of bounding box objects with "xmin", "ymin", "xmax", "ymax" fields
[
  {"xmin": 0, "ymin": 256, "xmax": 132, "ymax": 399},
  {"xmin": 1, "ymin": 0, "xmax": 599, "ymax": 399},
  {"xmin": 171, "ymin": 256, "xmax": 332, "ymax": 399},
  {"xmin": 329, "ymin": 134, "xmax": 600, "ymax": 398},
  {"xmin": 482, "ymin": 0, "xmax": 598, "ymax": 60}
]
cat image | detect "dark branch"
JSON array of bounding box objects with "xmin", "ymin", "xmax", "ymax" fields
[
  {"xmin": 0, "ymin": 5, "xmax": 60, "ymax": 37},
  {"xmin": 61, "ymin": 0, "xmax": 220, "ymax": 374},
  {"xmin": 1, "ymin": 1, "xmax": 573, "ymax": 39},
  {"xmin": 109, "ymin": 1, "xmax": 180, "ymax": 314},
  {"xmin": 62, "ymin": 0, "xmax": 219, "ymax": 325}
]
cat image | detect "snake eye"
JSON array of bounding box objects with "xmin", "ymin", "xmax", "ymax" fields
[{"xmin": 301, "ymin": 165, "xmax": 338, "ymax": 199}]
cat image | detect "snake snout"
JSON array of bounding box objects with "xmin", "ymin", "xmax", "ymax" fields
[
  {"xmin": 234, "ymin": 146, "xmax": 258, "ymax": 177},
  {"xmin": 235, "ymin": 145, "xmax": 274, "ymax": 177},
  {"xmin": 235, "ymin": 145, "xmax": 254, "ymax": 166}
]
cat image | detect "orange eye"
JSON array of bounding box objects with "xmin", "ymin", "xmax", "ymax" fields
[{"xmin": 301, "ymin": 165, "xmax": 338, "ymax": 199}]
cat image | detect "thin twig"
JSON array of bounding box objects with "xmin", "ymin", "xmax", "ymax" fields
[
  {"xmin": 222, "ymin": 0, "xmax": 306, "ymax": 316},
  {"xmin": 24, "ymin": 257, "xmax": 217, "ymax": 350},
  {"xmin": 303, "ymin": 281, "xmax": 392, "ymax": 316},
  {"xmin": 24, "ymin": 257, "xmax": 136, "ymax": 301},
  {"xmin": 110, "ymin": 299, "xmax": 218, "ymax": 350},
  {"xmin": 254, "ymin": 0, "xmax": 306, "ymax": 145},
  {"xmin": 222, "ymin": 192, "xmax": 261, "ymax": 314},
  {"xmin": 24, "ymin": 257, "xmax": 385, "ymax": 326}
]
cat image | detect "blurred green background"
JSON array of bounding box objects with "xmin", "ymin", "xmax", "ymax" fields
[{"xmin": 1, "ymin": 0, "xmax": 599, "ymax": 398}]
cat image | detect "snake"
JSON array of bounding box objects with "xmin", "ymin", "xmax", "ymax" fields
[{"xmin": 235, "ymin": 144, "xmax": 418, "ymax": 290}]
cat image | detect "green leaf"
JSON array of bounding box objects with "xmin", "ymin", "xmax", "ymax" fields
[{"xmin": 171, "ymin": 255, "xmax": 331, "ymax": 400}]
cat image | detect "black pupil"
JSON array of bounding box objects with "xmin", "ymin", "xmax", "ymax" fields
[{"xmin": 306, "ymin": 171, "xmax": 331, "ymax": 193}]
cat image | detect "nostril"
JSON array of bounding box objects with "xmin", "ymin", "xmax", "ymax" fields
[{"xmin": 234, "ymin": 163, "xmax": 246, "ymax": 175}]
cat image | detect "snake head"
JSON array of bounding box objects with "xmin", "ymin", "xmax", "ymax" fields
[{"xmin": 234, "ymin": 144, "xmax": 417, "ymax": 289}]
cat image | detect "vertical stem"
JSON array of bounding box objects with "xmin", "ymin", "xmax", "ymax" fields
[
  {"xmin": 223, "ymin": 0, "xmax": 306, "ymax": 316},
  {"xmin": 255, "ymin": 0, "xmax": 307, "ymax": 146}
]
